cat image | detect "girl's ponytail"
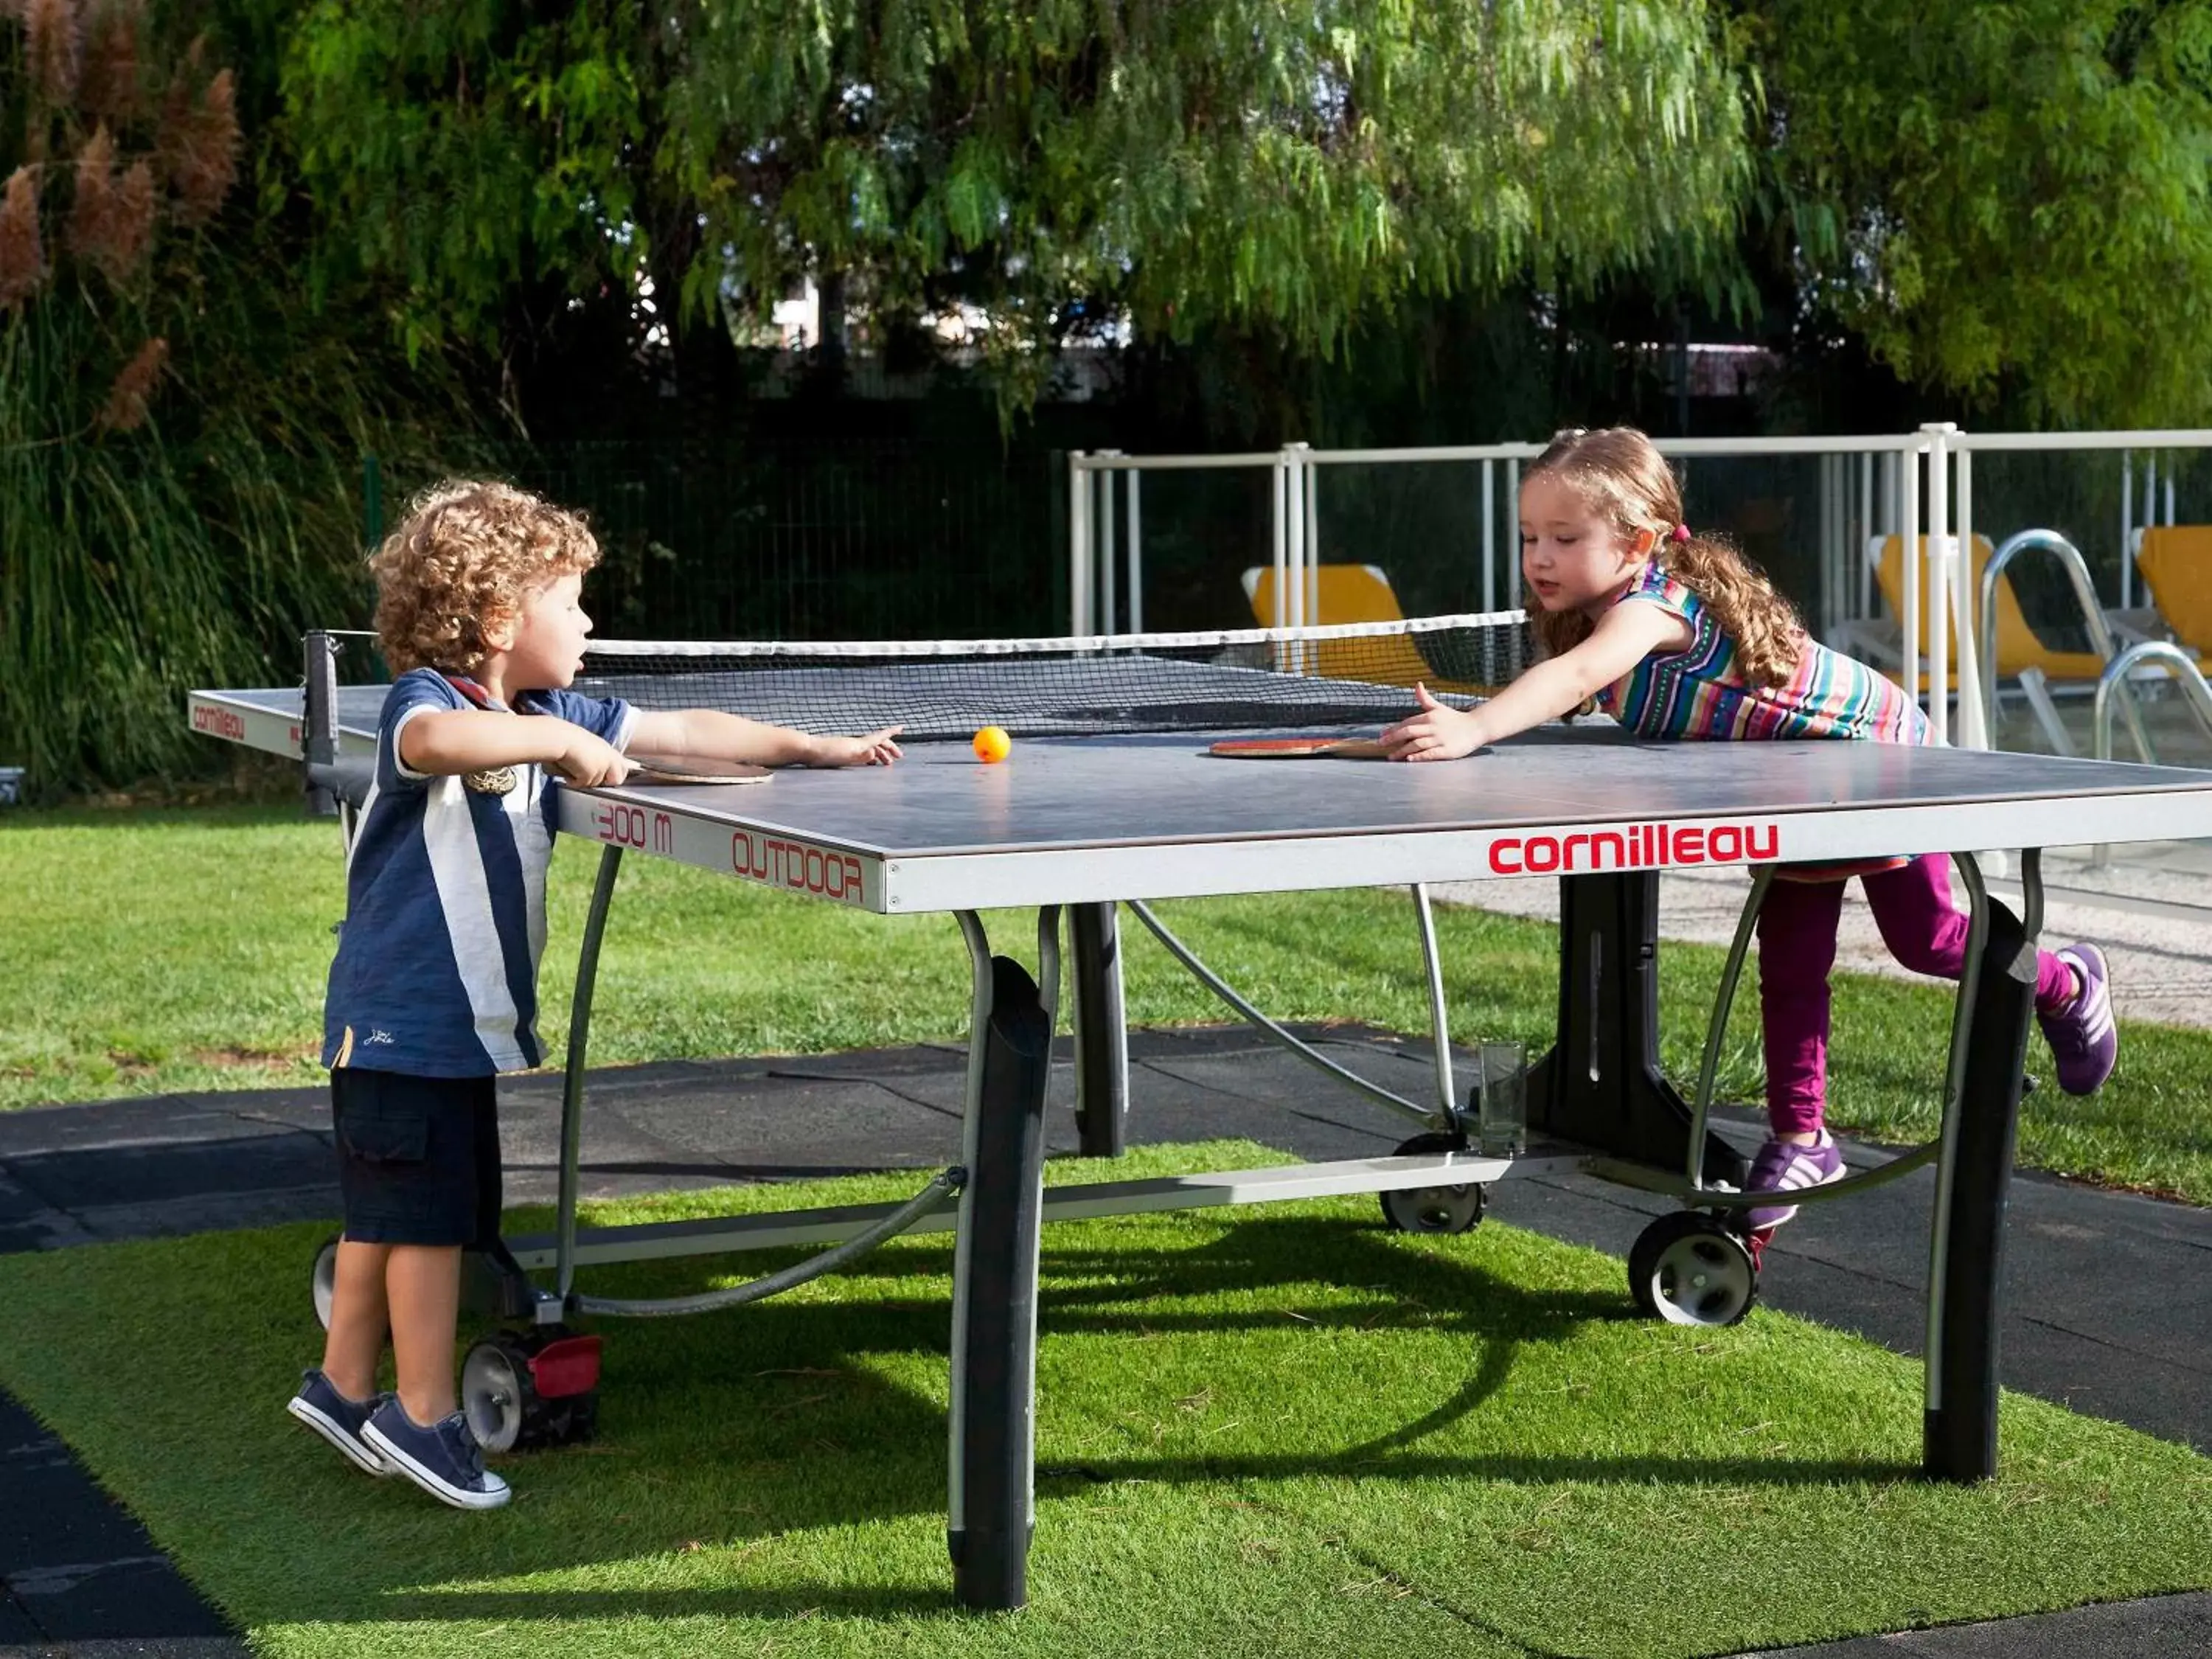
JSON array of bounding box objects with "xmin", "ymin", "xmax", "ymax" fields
[{"xmin": 1663, "ymin": 529, "xmax": 1801, "ymax": 687}]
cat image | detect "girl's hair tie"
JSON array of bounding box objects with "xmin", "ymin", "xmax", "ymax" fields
[{"xmin": 1670, "ymin": 523, "xmax": 1692, "ymax": 543}]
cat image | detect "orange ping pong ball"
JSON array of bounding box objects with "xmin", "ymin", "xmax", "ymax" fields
[{"xmin": 973, "ymin": 726, "xmax": 1012, "ymax": 764}]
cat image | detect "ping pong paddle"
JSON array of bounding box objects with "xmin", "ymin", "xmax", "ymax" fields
[
  {"xmin": 1208, "ymin": 737, "xmax": 1392, "ymax": 760},
  {"xmin": 627, "ymin": 754, "xmax": 774, "ymax": 785}
]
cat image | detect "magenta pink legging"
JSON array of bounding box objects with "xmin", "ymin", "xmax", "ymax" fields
[{"xmin": 1756, "ymin": 853, "xmax": 2077, "ymax": 1137}]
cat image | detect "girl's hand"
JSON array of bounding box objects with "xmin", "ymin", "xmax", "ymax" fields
[
  {"xmin": 815, "ymin": 727, "xmax": 904, "ymax": 767},
  {"xmin": 1379, "ymin": 684, "xmax": 1486, "ymax": 762}
]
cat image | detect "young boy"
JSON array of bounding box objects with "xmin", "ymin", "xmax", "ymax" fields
[{"xmin": 286, "ymin": 480, "xmax": 901, "ymax": 1508}]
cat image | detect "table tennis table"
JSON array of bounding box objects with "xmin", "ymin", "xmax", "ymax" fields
[{"xmin": 189, "ymin": 625, "xmax": 2212, "ymax": 1611}]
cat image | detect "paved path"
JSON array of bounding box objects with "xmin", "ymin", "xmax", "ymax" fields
[{"xmin": 1, "ymin": 1025, "xmax": 2208, "ymax": 1655}]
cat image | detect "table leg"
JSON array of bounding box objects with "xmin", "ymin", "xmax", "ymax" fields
[
  {"xmin": 1924, "ymin": 852, "xmax": 2038, "ymax": 1481},
  {"xmin": 1070, "ymin": 902, "xmax": 1127, "ymax": 1157},
  {"xmin": 946, "ymin": 908, "xmax": 1059, "ymax": 1610},
  {"xmin": 555, "ymin": 844, "xmax": 625, "ymax": 1309},
  {"xmin": 1530, "ymin": 872, "xmax": 1745, "ymax": 1184}
]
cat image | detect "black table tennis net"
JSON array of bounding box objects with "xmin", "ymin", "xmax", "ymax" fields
[{"xmin": 572, "ymin": 614, "xmax": 1532, "ymax": 740}]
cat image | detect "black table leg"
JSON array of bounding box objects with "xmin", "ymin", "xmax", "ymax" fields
[
  {"xmin": 1530, "ymin": 872, "xmax": 1747, "ymax": 1186},
  {"xmin": 1924, "ymin": 881, "xmax": 2037, "ymax": 1481},
  {"xmin": 1070, "ymin": 902, "xmax": 1127, "ymax": 1157},
  {"xmin": 946, "ymin": 917, "xmax": 1057, "ymax": 1610}
]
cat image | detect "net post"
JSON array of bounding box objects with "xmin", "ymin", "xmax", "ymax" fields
[{"xmin": 302, "ymin": 630, "xmax": 341, "ymax": 818}]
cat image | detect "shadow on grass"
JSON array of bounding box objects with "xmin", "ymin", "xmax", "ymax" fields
[
  {"xmin": 21, "ymin": 1204, "xmax": 1933, "ymax": 1633},
  {"xmin": 243, "ymin": 1214, "xmax": 1924, "ymax": 1624}
]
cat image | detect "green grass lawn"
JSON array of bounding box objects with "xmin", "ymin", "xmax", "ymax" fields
[
  {"xmin": 0, "ymin": 1144, "xmax": 2205, "ymax": 1658},
  {"xmin": 3, "ymin": 801, "xmax": 2208, "ymax": 1204}
]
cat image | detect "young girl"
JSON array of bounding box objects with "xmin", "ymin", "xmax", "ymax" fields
[{"xmin": 1379, "ymin": 427, "xmax": 2116, "ymax": 1235}]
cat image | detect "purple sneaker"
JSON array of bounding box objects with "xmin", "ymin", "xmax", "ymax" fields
[
  {"xmin": 2040, "ymin": 944, "xmax": 2117, "ymax": 1096},
  {"xmin": 1742, "ymin": 1133, "xmax": 1844, "ymax": 1233}
]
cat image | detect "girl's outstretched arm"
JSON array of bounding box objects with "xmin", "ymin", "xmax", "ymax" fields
[{"xmin": 1378, "ymin": 601, "xmax": 1686, "ymax": 761}]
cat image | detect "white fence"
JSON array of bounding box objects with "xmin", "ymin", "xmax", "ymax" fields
[{"xmin": 1069, "ymin": 425, "xmax": 2212, "ymax": 754}]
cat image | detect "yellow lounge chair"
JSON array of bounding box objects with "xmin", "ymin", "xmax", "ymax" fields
[
  {"xmin": 1240, "ymin": 564, "xmax": 1497, "ymax": 693},
  {"xmin": 2130, "ymin": 527, "xmax": 2212, "ymax": 660},
  {"xmin": 1865, "ymin": 534, "xmax": 2110, "ymax": 692}
]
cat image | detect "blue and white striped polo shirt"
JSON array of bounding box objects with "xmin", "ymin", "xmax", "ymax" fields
[{"xmin": 324, "ymin": 668, "xmax": 635, "ymax": 1077}]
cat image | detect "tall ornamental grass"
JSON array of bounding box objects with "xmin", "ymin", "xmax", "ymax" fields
[{"xmin": 0, "ymin": 1, "xmax": 480, "ymax": 795}]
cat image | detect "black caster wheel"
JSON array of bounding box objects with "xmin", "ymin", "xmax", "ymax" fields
[
  {"xmin": 1380, "ymin": 1131, "xmax": 1486, "ymax": 1234},
  {"xmin": 462, "ymin": 1329, "xmax": 602, "ymax": 1453},
  {"xmin": 1627, "ymin": 1212, "xmax": 1759, "ymax": 1327},
  {"xmin": 310, "ymin": 1234, "xmax": 341, "ymax": 1331}
]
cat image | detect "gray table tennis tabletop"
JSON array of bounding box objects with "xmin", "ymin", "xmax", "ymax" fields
[{"xmin": 187, "ymin": 681, "xmax": 2212, "ymax": 914}]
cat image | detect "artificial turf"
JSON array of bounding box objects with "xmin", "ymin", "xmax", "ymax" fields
[{"xmin": 0, "ymin": 1144, "xmax": 2204, "ymax": 1658}]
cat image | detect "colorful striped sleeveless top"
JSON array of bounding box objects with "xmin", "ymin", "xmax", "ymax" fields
[{"xmin": 1596, "ymin": 563, "xmax": 1930, "ymax": 745}]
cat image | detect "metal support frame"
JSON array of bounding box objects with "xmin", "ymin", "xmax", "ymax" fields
[
  {"xmin": 479, "ymin": 844, "xmax": 2051, "ymax": 1608},
  {"xmin": 1536, "ymin": 852, "xmax": 2035, "ymax": 1485},
  {"xmin": 1124, "ymin": 900, "xmax": 1445, "ymax": 1128},
  {"xmin": 1621, "ymin": 863, "xmax": 1972, "ymax": 1217},
  {"xmin": 1408, "ymin": 884, "xmax": 1459, "ymax": 1123}
]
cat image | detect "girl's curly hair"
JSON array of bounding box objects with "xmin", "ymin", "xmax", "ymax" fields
[
  {"xmin": 1523, "ymin": 428, "xmax": 1803, "ymax": 688},
  {"xmin": 369, "ymin": 481, "xmax": 600, "ymax": 675}
]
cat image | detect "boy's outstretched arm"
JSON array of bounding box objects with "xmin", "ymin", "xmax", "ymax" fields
[
  {"xmin": 629, "ymin": 709, "xmax": 903, "ymax": 768},
  {"xmin": 400, "ymin": 709, "xmax": 633, "ymax": 785},
  {"xmin": 1379, "ymin": 602, "xmax": 1684, "ymax": 761}
]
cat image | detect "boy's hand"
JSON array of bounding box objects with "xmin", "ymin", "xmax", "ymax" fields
[
  {"xmin": 1380, "ymin": 684, "xmax": 1486, "ymax": 762},
  {"xmin": 553, "ymin": 728, "xmax": 636, "ymax": 787},
  {"xmin": 814, "ymin": 727, "xmax": 903, "ymax": 767}
]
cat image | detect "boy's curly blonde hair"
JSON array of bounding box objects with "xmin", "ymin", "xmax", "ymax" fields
[
  {"xmin": 369, "ymin": 481, "xmax": 600, "ymax": 675},
  {"xmin": 1524, "ymin": 428, "xmax": 1803, "ymax": 688}
]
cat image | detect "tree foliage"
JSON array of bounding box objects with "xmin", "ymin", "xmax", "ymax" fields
[
  {"xmin": 281, "ymin": 1, "xmax": 1751, "ymax": 402},
  {"xmin": 1751, "ymin": 0, "xmax": 2212, "ymax": 426},
  {"xmin": 0, "ymin": 1, "xmax": 480, "ymax": 790}
]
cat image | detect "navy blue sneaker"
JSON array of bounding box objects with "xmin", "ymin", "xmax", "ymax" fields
[
  {"xmin": 361, "ymin": 1398, "xmax": 511, "ymax": 1510},
  {"xmin": 286, "ymin": 1369, "xmax": 391, "ymax": 1478}
]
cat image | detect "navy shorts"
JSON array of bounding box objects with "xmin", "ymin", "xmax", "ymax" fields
[{"xmin": 330, "ymin": 1068, "xmax": 502, "ymax": 1247}]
